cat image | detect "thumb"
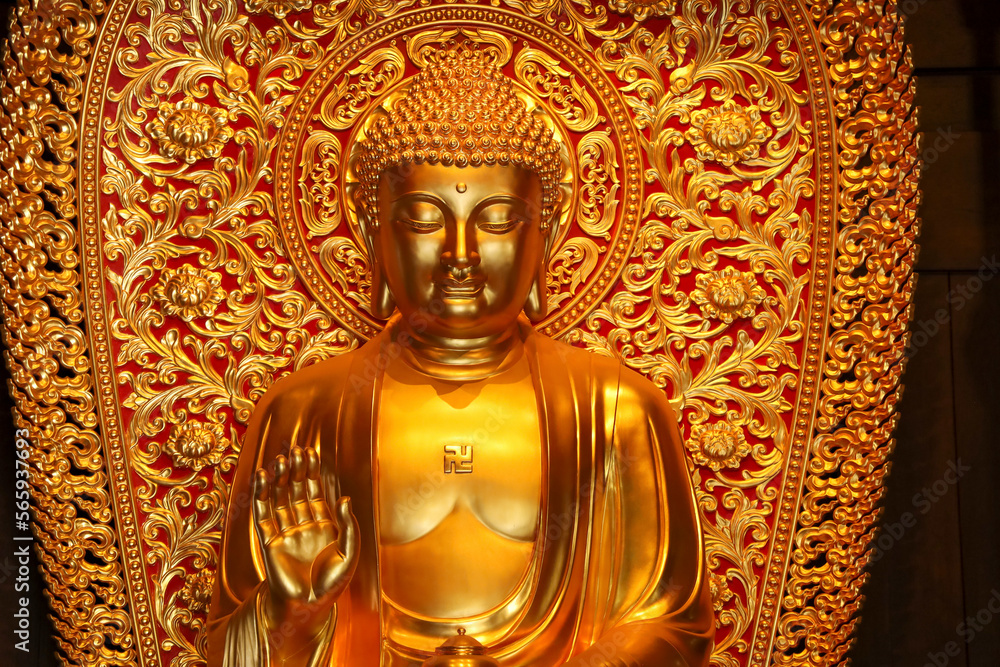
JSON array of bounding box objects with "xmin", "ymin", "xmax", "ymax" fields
[
  {"xmin": 336, "ymin": 497, "xmax": 359, "ymax": 566},
  {"xmin": 313, "ymin": 497, "xmax": 359, "ymax": 602}
]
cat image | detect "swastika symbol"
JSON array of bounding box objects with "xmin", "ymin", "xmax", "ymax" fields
[{"xmin": 443, "ymin": 445, "xmax": 473, "ymax": 474}]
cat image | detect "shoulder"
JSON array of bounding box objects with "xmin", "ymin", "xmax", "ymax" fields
[
  {"xmin": 615, "ymin": 364, "xmax": 675, "ymax": 417},
  {"xmin": 536, "ymin": 333, "xmax": 672, "ymax": 414},
  {"xmin": 251, "ymin": 339, "xmax": 373, "ymax": 422},
  {"xmin": 531, "ymin": 330, "xmax": 679, "ymax": 440},
  {"xmin": 607, "ymin": 365, "xmax": 686, "ymax": 482},
  {"xmin": 533, "ymin": 332, "xmax": 623, "ymax": 383}
]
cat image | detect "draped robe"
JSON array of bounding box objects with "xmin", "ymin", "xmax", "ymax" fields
[{"xmin": 208, "ymin": 320, "xmax": 714, "ymax": 666}]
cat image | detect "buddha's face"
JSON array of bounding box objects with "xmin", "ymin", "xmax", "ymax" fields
[{"xmin": 370, "ymin": 162, "xmax": 546, "ymax": 341}]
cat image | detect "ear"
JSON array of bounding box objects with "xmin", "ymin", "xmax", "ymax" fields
[
  {"xmin": 370, "ymin": 260, "xmax": 396, "ymax": 320},
  {"xmin": 525, "ymin": 190, "xmax": 564, "ymax": 322},
  {"xmin": 543, "ymin": 182, "xmax": 569, "ymax": 258},
  {"xmin": 523, "ymin": 254, "xmax": 547, "ymax": 322},
  {"xmin": 352, "ymin": 184, "xmax": 396, "ymax": 320},
  {"xmin": 351, "ymin": 183, "xmax": 376, "ymax": 251}
]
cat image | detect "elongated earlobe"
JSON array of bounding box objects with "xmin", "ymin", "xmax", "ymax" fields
[
  {"xmin": 525, "ymin": 202, "xmax": 561, "ymax": 322},
  {"xmin": 370, "ymin": 264, "xmax": 396, "ymax": 319},
  {"xmin": 523, "ymin": 265, "xmax": 547, "ymax": 322},
  {"xmin": 355, "ymin": 187, "xmax": 396, "ymax": 320}
]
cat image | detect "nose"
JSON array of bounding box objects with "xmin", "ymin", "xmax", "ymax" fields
[{"xmin": 440, "ymin": 223, "xmax": 481, "ymax": 278}]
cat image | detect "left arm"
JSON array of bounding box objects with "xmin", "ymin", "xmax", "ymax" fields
[{"xmin": 566, "ymin": 369, "xmax": 714, "ymax": 667}]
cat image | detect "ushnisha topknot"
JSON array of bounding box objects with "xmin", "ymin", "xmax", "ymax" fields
[{"xmin": 356, "ymin": 47, "xmax": 564, "ymax": 230}]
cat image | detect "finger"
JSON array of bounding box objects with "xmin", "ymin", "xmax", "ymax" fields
[
  {"xmin": 306, "ymin": 447, "xmax": 332, "ymax": 522},
  {"xmin": 305, "ymin": 446, "xmax": 321, "ymax": 499},
  {"xmin": 288, "ymin": 446, "xmax": 313, "ymax": 525},
  {"xmin": 271, "ymin": 455, "xmax": 295, "ymax": 533},
  {"xmin": 254, "ymin": 467, "xmax": 271, "ymax": 502},
  {"xmin": 252, "ymin": 469, "xmax": 277, "ymax": 544},
  {"xmin": 336, "ymin": 496, "xmax": 360, "ymax": 566}
]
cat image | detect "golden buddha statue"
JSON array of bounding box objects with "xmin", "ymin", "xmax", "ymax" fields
[{"xmin": 208, "ymin": 48, "xmax": 713, "ymax": 667}]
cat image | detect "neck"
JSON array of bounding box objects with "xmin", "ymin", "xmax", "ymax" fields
[{"xmin": 391, "ymin": 318, "xmax": 526, "ymax": 381}]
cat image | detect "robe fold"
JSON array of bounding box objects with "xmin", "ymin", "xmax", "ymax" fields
[{"xmin": 208, "ymin": 321, "xmax": 714, "ymax": 666}]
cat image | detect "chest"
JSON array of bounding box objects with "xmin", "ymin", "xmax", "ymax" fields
[
  {"xmin": 375, "ymin": 374, "xmax": 543, "ymax": 544},
  {"xmin": 373, "ymin": 363, "xmax": 545, "ymax": 620}
]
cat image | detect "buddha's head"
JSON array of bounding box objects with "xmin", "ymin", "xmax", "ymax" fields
[{"xmin": 353, "ymin": 48, "xmax": 565, "ymax": 342}]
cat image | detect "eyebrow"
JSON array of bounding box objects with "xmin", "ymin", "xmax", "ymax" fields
[
  {"xmin": 390, "ymin": 191, "xmax": 445, "ymax": 204},
  {"xmin": 390, "ymin": 192, "xmax": 528, "ymax": 206},
  {"xmin": 477, "ymin": 194, "xmax": 526, "ymax": 205}
]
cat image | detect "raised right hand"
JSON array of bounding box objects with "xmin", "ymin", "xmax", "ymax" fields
[{"xmin": 252, "ymin": 445, "xmax": 359, "ymax": 631}]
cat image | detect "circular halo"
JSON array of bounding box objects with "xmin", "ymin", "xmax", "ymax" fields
[{"xmin": 275, "ymin": 9, "xmax": 645, "ymax": 340}]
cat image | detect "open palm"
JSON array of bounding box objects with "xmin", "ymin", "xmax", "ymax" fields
[{"xmin": 252, "ymin": 445, "xmax": 359, "ymax": 622}]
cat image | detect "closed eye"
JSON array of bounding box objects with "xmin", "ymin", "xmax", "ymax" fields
[
  {"xmin": 400, "ymin": 219, "xmax": 443, "ymax": 233},
  {"xmin": 478, "ymin": 220, "xmax": 519, "ymax": 234}
]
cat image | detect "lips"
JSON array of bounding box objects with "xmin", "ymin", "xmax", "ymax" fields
[{"xmin": 437, "ymin": 278, "xmax": 485, "ymax": 296}]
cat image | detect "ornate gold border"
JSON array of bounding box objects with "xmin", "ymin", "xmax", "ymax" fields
[
  {"xmin": 746, "ymin": 0, "xmax": 836, "ymax": 661},
  {"xmin": 0, "ymin": 1, "xmax": 919, "ymax": 665},
  {"xmin": 0, "ymin": 0, "xmax": 139, "ymax": 664},
  {"xmin": 769, "ymin": 1, "xmax": 921, "ymax": 664},
  {"xmin": 79, "ymin": 0, "xmax": 161, "ymax": 662}
]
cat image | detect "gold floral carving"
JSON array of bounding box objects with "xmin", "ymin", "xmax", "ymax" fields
[
  {"xmin": 164, "ymin": 422, "xmax": 230, "ymax": 471},
  {"xmin": 687, "ymin": 101, "xmax": 773, "ymax": 168},
  {"xmin": 152, "ymin": 266, "xmax": 227, "ymax": 322},
  {"xmin": 770, "ymin": 2, "xmax": 921, "ymax": 664},
  {"xmin": 178, "ymin": 570, "xmax": 215, "ymax": 614},
  {"xmin": 0, "ymin": 1, "xmax": 919, "ymax": 667},
  {"xmin": 148, "ymin": 97, "xmax": 234, "ymax": 165},
  {"xmin": 246, "ymin": 0, "xmax": 313, "ymax": 21},
  {"xmin": 513, "ymin": 47, "xmax": 602, "ymax": 132},
  {"xmin": 575, "ymin": 130, "xmax": 620, "ymax": 240},
  {"xmin": 406, "ymin": 27, "xmax": 515, "ymax": 70},
  {"xmin": 691, "ymin": 266, "xmax": 767, "ymax": 324},
  {"xmin": 610, "ymin": 0, "xmax": 678, "ymax": 21},
  {"xmin": 0, "ymin": 0, "xmax": 135, "ymax": 663},
  {"xmin": 318, "ymin": 47, "xmax": 405, "ymax": 131},
  {"xmin": 710, "ymin": 571, "xmax": 735, "ymax": 615},
  {"xmin": 299, "ymin": 130, "xmax": 344, "ymax": 238},
  {"xmin": 688, "ymin": 421, "xmax": 752, "ymax": 471}
]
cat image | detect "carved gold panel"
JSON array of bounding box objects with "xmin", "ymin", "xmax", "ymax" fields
[{"xmin": 0, "ymin": 0, "xmax": 920, "ymax": 665}]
